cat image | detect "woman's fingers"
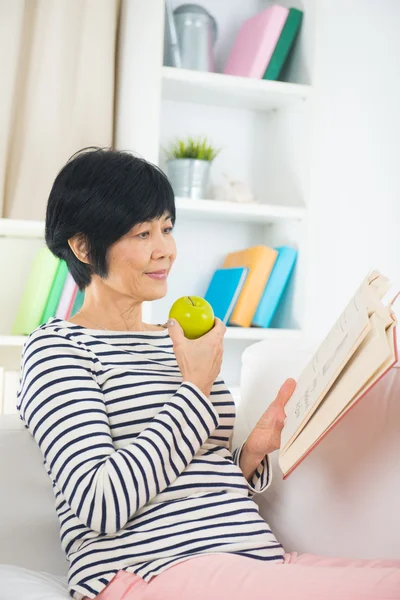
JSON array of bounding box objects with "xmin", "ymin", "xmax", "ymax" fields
[{"xmin": 274, "ymin": 378, "xmax": 297, "ymax": 410}]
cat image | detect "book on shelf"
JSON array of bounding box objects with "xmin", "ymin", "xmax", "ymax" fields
[
  {"xmin": 55, "ymin": 271, "xmax": 78, "ymax": 320},
  {"xmin": 71, "ymin": 288, "xmax": 85, "ymax": 316},
  {"xmin": 252, "ymin": 246, "xmax": 298, "ymax": 328},
  {"xmin": 279, "ymin": 270, "xmax": 399, "ymax": 478},
  {"xmin": 204, "ymin": 267, "xmax": 249, "ymax": 325},
  {"xmin": 11, "ymin": 247, "xmax": 85, "ymax": 337},
  {"xmin": 262, "ymin": 7, "xmax": 303, "ymax": 81},
  {"xmin": 11, "ymin": 246, "xmax": 60, "ymax": 336},
  {"xmin": 222, "ymin": 245, "xmax": 278, "ymax": 328},
  {"xmin": 224, "ymin": 4, "xmax": 288, "ymax": 79},
  {"xmin": 40, "ymin": 259, "xmax": 69, "ymax": 325},
  {"xmin": 203, "ymin": 244, "xmax": 297, "ymax": 329}
]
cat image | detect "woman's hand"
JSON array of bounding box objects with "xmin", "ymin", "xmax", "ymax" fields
[
  {"xmin": 243, "ymin": 378, "xmax": 297, "ymax": 460},
  {"xmin": 167, "ymin": 316, "xmax": 226, "ymax": 399}
]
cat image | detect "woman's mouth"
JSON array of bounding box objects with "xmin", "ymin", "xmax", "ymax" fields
[{"xmin": 145, "ymin": 270, "xmax": 168, "ymax": 280}]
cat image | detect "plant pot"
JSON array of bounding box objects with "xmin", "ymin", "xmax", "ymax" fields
[{"xmin": 167, "ymin": 158, "xmax": 211, "ymax": 199}]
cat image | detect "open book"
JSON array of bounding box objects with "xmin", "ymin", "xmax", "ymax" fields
[{"xmin": 279, "ymin": 270, "xmax": 399, "ymax": 478}]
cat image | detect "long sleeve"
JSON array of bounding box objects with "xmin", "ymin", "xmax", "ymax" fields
[
  {"xmin": 17, "ymin": 331, "xmax": 220, "ymax": 534},
  {"xmin": 232, "ymin": 441, "xmax": 272, "ymax": 498}
]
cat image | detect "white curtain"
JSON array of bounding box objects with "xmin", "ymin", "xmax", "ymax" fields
[{"xmin": 0, "ymin": 0, "xmax": 120, "ymax": 220}]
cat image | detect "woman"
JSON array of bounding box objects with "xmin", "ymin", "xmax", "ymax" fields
[{"xmin": 17, "ymin": 148, "xmax": 400, "ymax": 600}]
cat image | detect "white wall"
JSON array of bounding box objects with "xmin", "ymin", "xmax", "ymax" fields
[{"xmin": 307, "ymin": 0, "xmax": 400, "ymax": 338}]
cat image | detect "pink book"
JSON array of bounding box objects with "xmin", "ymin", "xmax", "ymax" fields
[
  {"xmin": 55, "ymin": 272, "xmax": 78, "ymax": 320},
  {"xmin": 224, "ymin": 5, "xmax": 289, "ymax": 79}
]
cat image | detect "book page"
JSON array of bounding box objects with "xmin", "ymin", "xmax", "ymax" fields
[
  {"xmin": 280, "ymin": 277, "xmax": 373, "ymax": 451},
  {"xmin": 279, "ymin": 313, "xmax": 396, "ymax": 475}
]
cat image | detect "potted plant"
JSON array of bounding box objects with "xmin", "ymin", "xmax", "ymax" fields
[{"xmin": 164, "ymin": 136, "xmax": 221, "ymax": 200}]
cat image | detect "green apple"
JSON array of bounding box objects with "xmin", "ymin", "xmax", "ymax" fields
[{"xmin": 169, "ymin": 296, "xmax": 214, "ymax": 339}]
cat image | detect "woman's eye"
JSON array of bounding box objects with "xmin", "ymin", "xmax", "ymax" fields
[{"xmin": 138, "ymin": 227, "xmax": 173, "ymax": 239}]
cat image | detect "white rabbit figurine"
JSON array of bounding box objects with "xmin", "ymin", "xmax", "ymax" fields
[{"xmin": 213, "ymin": 173, "xmax": 257, "ymax": 204}]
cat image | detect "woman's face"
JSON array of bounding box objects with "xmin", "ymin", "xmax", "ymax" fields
[{"xmin": 104, "ymin": 211, "xmax": 176, "ymax": 302}]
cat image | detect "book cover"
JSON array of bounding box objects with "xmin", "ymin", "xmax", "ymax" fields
[
  {"xmin": 55, "ymin": 272, "xmax": 78, "ymax": 320},
  {"xmin": 70, "ymin": 289, "xmax": 85, "ymax": 317},
  {"xmin": 282, "ymin": 324, "xmax": 398, "ymax": 479},
  {"xmin": 252, "ymin": 246, "xmax": 298, "ymax": 328},
  {"xmin": 204, "ymin": 267, "xmax": 249, "ymax": 325},
  {"xmin": 222, "ymin": 245, "xmax": 278, "ymax": 327},
  {"xmin": 279, "ymin": 271, "xmax": 399, "ymax": 477},
  {"xmin": 11, "ymin": 247, "xmax": 60, "ymax": 336},
  {"xmin": 40, "ymin": 259, "xmax": 69, "ymax": 326},
  {"xmin": 263, "ymin": 8, "xmax": 303, "ymax": 81},
  {"xmin": 66, "ymin": 286, "xmax": 78, "ymax": 319},
  {"xmin": 224, "ymin": 5, "xmax": 288, "ymax": 79}
]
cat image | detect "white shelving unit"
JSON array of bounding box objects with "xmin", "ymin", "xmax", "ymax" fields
[
  {"xmin": 162, "ymin": 65, "xmax": 311, "ymax": 111},
  {"xmin": 175, "ymin": 197, "xmax": 306, "ymax": 224},
  {"xmin": 114, "ymin": 0, "xmax": 313, "ymax": 387},
  {"xmin": 0, "ymin": 0, "xmax": 314, "ymax": 393}
]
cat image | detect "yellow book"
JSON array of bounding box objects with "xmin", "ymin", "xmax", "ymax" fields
[{"xmin": 222, "ymin": 245, "xmax": 278, "ymax": 327}]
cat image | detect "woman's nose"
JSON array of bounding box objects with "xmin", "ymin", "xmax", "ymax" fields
[{"xmin": 152, "ymin": 232, "xmax": 174, "ymax": 258}]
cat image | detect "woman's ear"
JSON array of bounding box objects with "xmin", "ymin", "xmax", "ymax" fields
[{"xmin": 68, "ymin": 233, "xmax": 90, "ymax": 264}]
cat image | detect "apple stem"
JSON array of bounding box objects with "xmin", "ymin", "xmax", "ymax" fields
[{"xmin": 188, "ymin": 296, "xmax": 195, "ymax": 306}]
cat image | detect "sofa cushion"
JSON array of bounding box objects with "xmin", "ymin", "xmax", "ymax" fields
[
  {"xmin": 0, "ymin": 564, "xmax": 69, "ymax": 599},
  {"xmin": 0, "ymin": 416, "xmax": 68, "ymax": 575},
  {"xmin": 235, "ymin": 336, "xmax": 400, "ymax": 560}
]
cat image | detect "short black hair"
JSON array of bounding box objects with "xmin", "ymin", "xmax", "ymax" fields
[{"xmin": 45, "ymin": 147, "xmax": 176, "ymax": 290}]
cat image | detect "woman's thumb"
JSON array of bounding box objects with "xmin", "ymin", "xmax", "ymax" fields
[{"xmin": 167, "ymin": 318, "xmax": 184, "ymax": 341}]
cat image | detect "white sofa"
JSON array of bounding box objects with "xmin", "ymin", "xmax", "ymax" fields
[
  {"xmin": 233, "ymin": 337, "xmax": 400, "ymax": 560},
  {"xmin": 1, "ymin": 337, "xmax": 399, "ymax": 597}
]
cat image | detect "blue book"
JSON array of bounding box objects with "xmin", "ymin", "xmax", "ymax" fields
[
  {"xmin": 252, "ymin": 246, "xmax": 298, "ymax": 328},
  {"xmin": 204, "ymin": 267, "xmax": 249, "ymax": 325}
]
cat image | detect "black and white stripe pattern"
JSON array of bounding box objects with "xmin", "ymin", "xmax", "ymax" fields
[{"xmin": 17, "ymin": 317, "xmax": 283, "ymax": 599}]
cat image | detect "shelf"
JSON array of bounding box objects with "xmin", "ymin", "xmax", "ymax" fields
[
  {"xmin": 0, "ymin": 336, "xmax": 27, "ymax": 347},
  {"xmin": 162, "ymin": 66, "xmax": 311, "ymax": 112},
  {"xmin": 225, "ymin": 327, "xmax": 303, "ymax": 341},
  {"xmin": 0, "ymin": 200, "xmax": 305, "ymax": 240},
  {"xmin": 0, "ymin": 328, "xmax": 303, "ymax": 349},
  {"xmin": 0, "ymin": 219, "xmax": 45, "ymax": 239},
  {"xmin": 175, "ymin": 197, "xmax": 305, "ymax": 224}
]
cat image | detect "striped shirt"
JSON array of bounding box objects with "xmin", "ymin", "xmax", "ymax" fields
[{"xmin": 17, "ymin": 317, "xmax": 284, "ymax": 599}]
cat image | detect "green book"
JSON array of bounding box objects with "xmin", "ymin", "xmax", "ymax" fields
[
  {"xmin": 263, "ymin": 8, "xmax": 303, "ymax": 81},
  {"xmin": 71, "ymin": 288, "xmax": 85, "ymax": 316},
  {"xmin": 12, "ymin": 246, "xmax": 60, "ymax": 336},
  {"xmin": 40, "ymin": 259, "xmax": 69, "ymax": 326}
]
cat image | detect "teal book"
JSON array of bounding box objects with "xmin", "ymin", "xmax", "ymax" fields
[
  {"xmin": 204, "ymin": 267, "xmax": 249, "ymax": 325},
  {"xmin": 263, "ymin": 8, "xmax": 303, "ymax": 81},
  {"xmin": 71, "ymin": 288, "xmax": 85, "ymax": 316},
  {"xmin": 40, "ymin": 260, "xmax": 69, "ymax": 325},
  {"xmin": 251, "ymin": 246, "xmax": 298, "ymax": 328}
]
